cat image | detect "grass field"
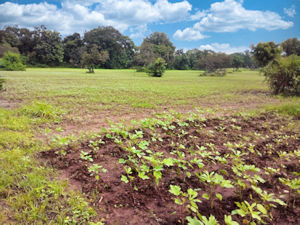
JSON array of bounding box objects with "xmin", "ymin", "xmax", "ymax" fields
[{"xmin": 0, "ymin": 68, "xmax": 299, "ymax": 224}]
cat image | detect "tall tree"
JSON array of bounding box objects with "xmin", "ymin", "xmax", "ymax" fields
[
  {"xmin": 33, "ymin": 26, "xmax": 64, "ymax": 65},
  {"xmin": 251, "ymin": 41, "xmax": 282, "ymax": 67},
  {"xmin": 63, "ymin": 33, "xmax": 83, "ymax": 67},
  {"xmin": 173, "ymin": 49, "xmax": 189, "ymax": 70},
  {"xmin": 84, "ymin": 26, "xmax": 135, "ymax": 69},
  {"xmin": 281, "ymin": 38, "xmax": 300, "ymax": 56},
  {"xmin": 138, "ymin": 32, "xmax": 175, "ymax": 68}
]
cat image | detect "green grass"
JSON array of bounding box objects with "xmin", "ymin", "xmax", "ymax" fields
[
  {"xmin": 0, "ymin": 107, "xmax": 97, "ymax": 224},
  {"xmin": 1, "ymin": 68, "xmax": 269, "ymax": 112},
  {"xmin": 0, "ymin": 68, "xmax": 299, "ymax": 224}
]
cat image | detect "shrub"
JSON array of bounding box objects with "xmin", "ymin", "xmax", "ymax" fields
[
  {"xmin": 200, "ymin": 68, "xmax": 226, "ymax": 77},
  {"xmin": 147, "ymin": 58, "xmax": 166, "ymax": 77},
  {"xmin": 2, "ymin": 51, "xmax": 26, "ymax": 71},
  {"xmin": 263, "ymin": 55, "xmax": 300, "ymax": 95}
]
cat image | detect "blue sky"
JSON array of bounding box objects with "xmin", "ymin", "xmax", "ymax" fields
[{"xmin": 0, "ymin": 0, "xmax": 299, "ymax": 53}]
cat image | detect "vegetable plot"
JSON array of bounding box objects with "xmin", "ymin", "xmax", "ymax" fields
[{"xmin": 42, "ymin": 112, "xmax": 300, "ymax": 225}]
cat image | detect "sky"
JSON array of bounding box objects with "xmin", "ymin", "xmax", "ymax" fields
[{"xmin": 0, "ymin": 0, "xmax": 299, "ymax": 53}]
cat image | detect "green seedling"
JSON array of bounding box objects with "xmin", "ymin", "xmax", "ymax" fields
[
  {"xmin": 224, "ymin": 215, "xmax": 239, "ymax": 225},
  {"xmin": 279, "ymin": 178, "xmax": 300, "ymax": 208},
  {"xmin": 169, "ymin": 185, "xmax": 202, "ymax": 222},
  {"xmin": 232, "ymin": 201, "xmax": 267, "ymax": 225},
  {"xmin": 88, "ymin": 164, "xmax": 107, "ymax": 180},
  {"xmin": 195, "ymin": 171, "xmax": 233, "ymax": 209},
  {"xmin": 80, "ymin": 151, "xmax": 93, "ymax": 162},
  {"xmin": 187, "ymin": 215, "xmax": 219, "ymax": 225}
]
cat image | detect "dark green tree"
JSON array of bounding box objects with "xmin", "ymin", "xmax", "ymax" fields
[
  {"xmin": 173, "ymin": 49, "xmax": 190, "ymax": 70},
  {"xmin": 251, "ymin": 41, "xmax": 282, "ymax": 67},
  {"xmin": 84, "ymin": 26, "xmax": 135, "ymax": 69},
  {"xmin": 63, "ymin": 33, "xmax": 84, "ymax": 66},
  {"xmin": 232, "ymin": 53, "xmax": 244, "ymax": 70},
  {"xmin": 33, "ymin": 26, "xmax": 64, "ymax": 66},
  {"xmin": 281, "ymin": 38, "xmax": 300, "ymax": 56}
]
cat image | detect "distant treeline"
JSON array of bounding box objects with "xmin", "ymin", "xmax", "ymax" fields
[{"xmin": 0, "ymin": 25, "xmax": 299, "ymax": 70}]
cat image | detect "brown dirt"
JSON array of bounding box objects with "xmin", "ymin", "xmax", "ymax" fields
[{"xmin": 41, "ymin": 113, "xmax": 300, "ymax": 225}]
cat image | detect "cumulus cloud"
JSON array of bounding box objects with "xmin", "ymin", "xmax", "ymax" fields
[
  {"xmin": 284, "ymin": 5, "xmax": 296, "ymax": 18},
  {"xmin": 198, "ymin": 43, "xmax": 249, "ymax": 54},
  {"xmin": 174, "ymin": 0, "xmax": 293, "ymax": 41},
  {"xmin": 0, "ymin": 0, "xmax": 192, "ymax": 36},
  {"xmin": 174, "ymin": 28, "xmax": 207, "ymax": 41}
]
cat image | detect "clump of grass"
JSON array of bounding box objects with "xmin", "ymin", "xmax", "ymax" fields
[
  {"xmin": 266, "ymin": 102, "xmax": 300, "ymax": 117},
  {"xmin": 20, "ymin": 101, "xmax": 65, "ymax": 122}
]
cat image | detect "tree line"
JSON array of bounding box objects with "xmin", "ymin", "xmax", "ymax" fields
[{"xmin": 1, "ymin": 25, "xmax": 299, "ymax": 71}]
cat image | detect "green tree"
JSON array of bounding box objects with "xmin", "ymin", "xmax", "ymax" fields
[
  {"xmin": 81, "ymin": 45, "xmax": 109, "ymax": 73},
  {"xmin": 232, "ymin": 53, "xmax": 244, "ymax": 70},
  {"xmin": 173, "ymin": 49, "xmax": 189, "ymax": 70},
  {"xmin": 2, "ymin": 51, "xmax": 26, "ymax": 71},
  {"xmin": 147, "ymin": 57, "xmax": 166, "ymax": 77},
  {"xmin": 63, "ymin": 33, "xmax": 84, "ymax": 67},
  {"xmin": 84, "ymin": 26, "xmax": 135, "ymax": 69},
  {"xmin": 137, "ymin": 32, "xmax": 175, "ymax": 68},
  {"xmin": 281, "ymin": 38, "xmax": 300, "ymax": 56},
  {"xmin": 263, "ymin": 55, "xmax": 300, "ymax": 95},
  {"xmin": 33, "ymin": 26, "xmax": 64, "ymax": 66},
  {"xmin": 251, "ymin": 41, "xmax": 282, "ymax": 67}
]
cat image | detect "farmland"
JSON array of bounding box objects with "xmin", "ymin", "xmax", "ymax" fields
[{"xmin": 0, "ymin": 69, "xmax": 299, "ymax": 224}]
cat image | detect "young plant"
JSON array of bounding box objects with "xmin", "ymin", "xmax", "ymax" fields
[
  {"xmin": 232, "ymin": 201, "xmax": 268, "ymax": 225},
  {"xmin": 279, "ymin": 178, "xmax": 300, "ymax": 208},
  {"xmin": 187, "ymin": 215, "xmax": 219, "ymax": 225},
  {"xmin": 88, "ymin": 163, "xmax": 107, "ymax": 180},
  {"xmin": 169, "ymin": 185, "xmax": 202, "ymax": 218},
  {"xmin": 195, "ymin": 171, "xmax": 233, "ymax": 209},
  {"xmin": 80, "ymin": 151, "xmax": 93, "ymax": 162}
]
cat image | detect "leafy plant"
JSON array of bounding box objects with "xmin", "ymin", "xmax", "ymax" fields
[
  {"xmin": 263, "ymin": 55, "xmax": 300, "ymax": 95},
  {"xmin": 146, "ymin": 57, "xmax": 166, "ymax": 77},
  {"xmin": 2, "ymin": 51, "xmax": 26, "ymax": 71},
  {"xmin": 88, "ymin": 164, "xmax": 107, "ymax": 180},
  {"xmin": 195, "ymin": 171, "xmax": 233, "ymax": 209},
  {"xmin": 169, "ymin": 185, "xmax": 202, "ymax": 216},
  {"xmin": 232, "ymin": 201, "xmax": 268, "ymax": 225}
]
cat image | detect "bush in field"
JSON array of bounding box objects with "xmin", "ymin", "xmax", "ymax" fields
[
  {"xmin": 263, "ymin": 55, "xmax": 300, "ymax": 95},
  {"xmin": 147, "ymin": 57, "xmax": 166, "ymax": 77},
  {"xmin": 2, "ymin": 51, "xmax": 26, "ymax": 71},
  {"xmin": 200, "ymin": 68, "xmax": 226, "ymax": 77}
]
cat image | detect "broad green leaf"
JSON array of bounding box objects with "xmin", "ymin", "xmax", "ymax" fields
[
  {"xmin": 257, "ymin": 204, "xmax": 267, "ymax": 215},
  {"xmin": 169, "ymin": 185, "xmax": 181, "ymax": 196},
  {"xmin": 186, "ymin": 216, "xmax": 202, "ymax": 225},
  {"xmin": 121, "ymin": 175, "xmax": 129, "ymax": 183},
  {"xmin": 216, "ymin": 193, "xmax": 223, "ymax": 201},
  {"xmin": 202, "ymin": 193, "xmax": 209, "ymax": 200}
]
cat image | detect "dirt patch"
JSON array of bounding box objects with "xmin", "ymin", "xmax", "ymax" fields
[
  {"xmin": 0, "ymin": 98, "xmax": 21, "ymax": 109},
  {"xmin": 41, "ymin": 113, "xmax": 299, "ymax": 225}
]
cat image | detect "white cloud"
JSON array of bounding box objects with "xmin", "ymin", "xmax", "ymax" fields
[
  {"xmin": 0, "ymin": 0, "xmax": 192, "ymax": 36},
  {"xmin": 198, "ymin": 43, "xmax": 249, "ymax": 54},
  {"xmin": 174, "ymin": 28, "xmax": 207, "ymax": 41},
  {"xmin": 284, "ymin": 5, "xmax": 296, "ymax": 17},
  {"xmin": 174, "ymin": 0, "xmax": 293, "ymax": 41}
]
